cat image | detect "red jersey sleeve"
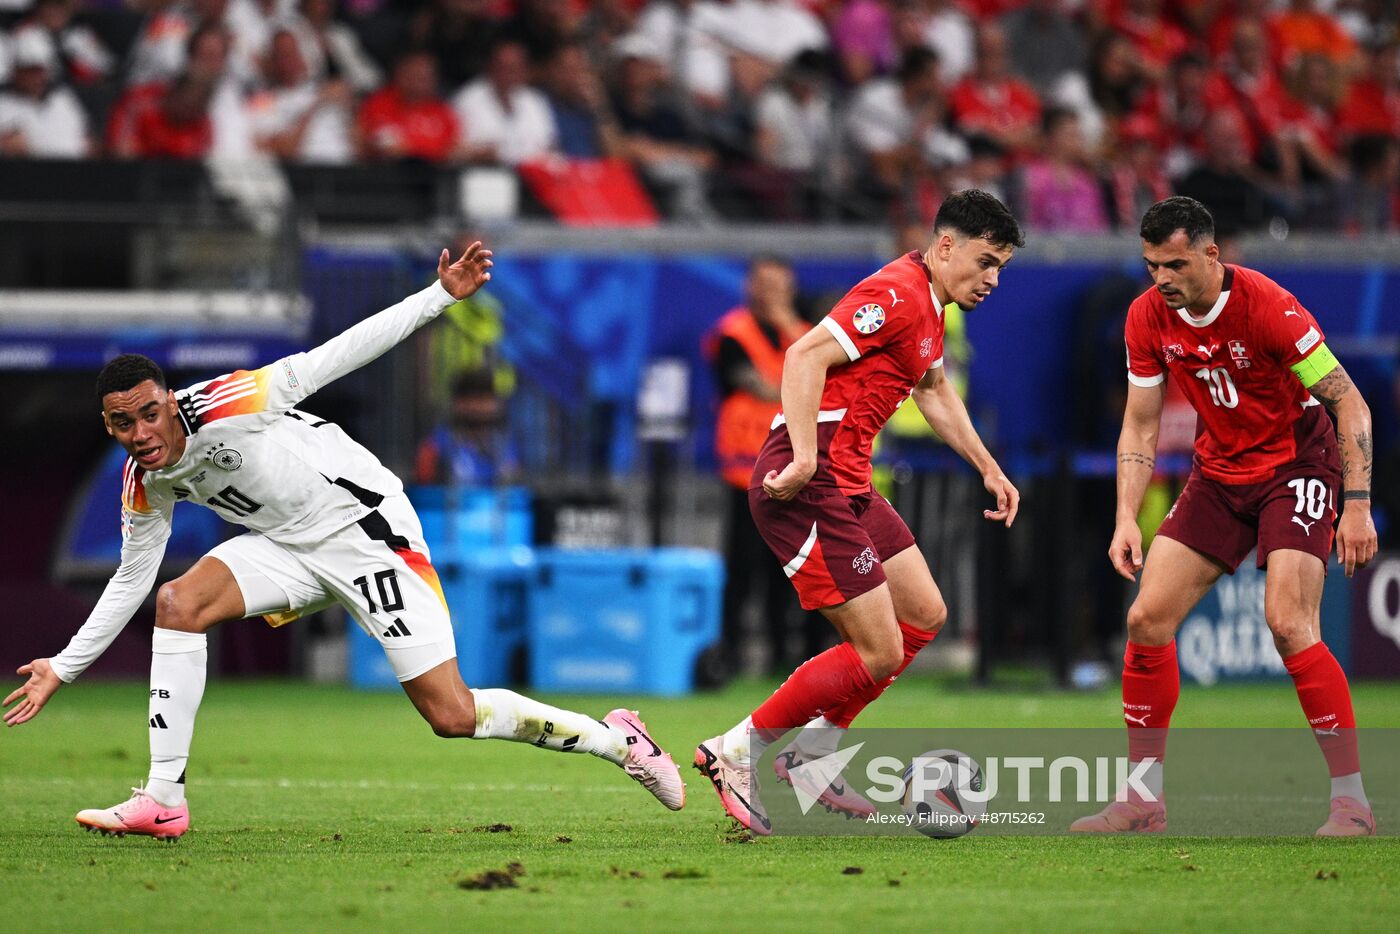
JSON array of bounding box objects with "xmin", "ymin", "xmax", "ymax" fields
[
  {"xmin": 820, "ymin": 276, "xmax": 914, "ymax": 362},
  {"xmin": 1124, "ymin": 297, "xmax": 1165, "ymax": 387},
  {"xmin": 1254, "ymin": 290, "xmax": 1327, "ymax": 369}
]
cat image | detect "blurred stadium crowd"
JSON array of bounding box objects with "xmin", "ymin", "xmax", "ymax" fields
[{"xmin": 2, "ymin": 0, "xmax": 1400, "ymax": 230}]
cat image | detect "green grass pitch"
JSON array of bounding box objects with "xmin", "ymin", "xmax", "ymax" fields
[{"xmin": 2, "ymin": 675, "xmax": 1397, "ymax": 932}]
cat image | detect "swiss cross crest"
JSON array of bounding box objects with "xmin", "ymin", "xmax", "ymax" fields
[
  {"xmin": 852, "ymin": 547, "xmax": 879, "ymax": 575},
  {"xmin": 1228, "ymin": 340, "xmax": 1251, "ymax": 368},
  {"xmin": 919, "ymin": 337, "xmax": 933, "ymax": 358}
]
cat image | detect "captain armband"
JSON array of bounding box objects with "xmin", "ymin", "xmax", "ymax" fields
[{"xmin": 1289, "ymin": 343, "xmax": 1339, "ymax": 388}]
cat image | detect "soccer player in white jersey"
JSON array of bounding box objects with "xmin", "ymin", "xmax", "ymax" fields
[{"xmin": 3, "ymin": 243, "xmax": 684, "ymax": 838}]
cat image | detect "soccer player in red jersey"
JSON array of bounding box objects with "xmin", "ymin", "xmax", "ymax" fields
[
  {"xmin": 1072, "ymin": 197, "xmax": 1379, "ymax": 836},
  {"xmin": 693, "ymin": 190, "xmax": 1024, "ymax": 833}
]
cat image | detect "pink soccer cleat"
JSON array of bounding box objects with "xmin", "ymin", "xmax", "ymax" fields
[
  {"xmin": 1069, "ymin": 798, "xmax": 1167, "ymax": 833},
  {"xmin": 694, "ymin": 737, "xmax": 771, "ymax": 835},
  {"xmin": 1316, "ymin": 796, "xmax": 1375, "ymax": 837},
  {"xmin": 603, "ymin": 709, "xmax": 685, "ymax": 810},
  {"xmin": 774, "ymin": 749, "xmax": 875, "ymax": 819},
  {"xmin": 75, "ymin": 786, "xmax": 189, "ymax": 840}
]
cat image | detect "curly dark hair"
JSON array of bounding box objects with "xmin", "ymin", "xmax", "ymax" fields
[
  {"xmin": 933, "ymin": 189, "xmax": 1025, "ymax": 250},
  {"xmin": 1140, "ymin": 196, "xmax": 1215, "ymax": 246},
  {"xmin": 96, "ymin": 353, "xmax": 166, "ymax": 400}
]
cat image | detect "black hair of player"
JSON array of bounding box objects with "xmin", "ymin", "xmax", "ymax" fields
[
  {"xmin": 933, "ymin": 189, "xmax": 1025, "ymax": 250},
  {"xmin": 96, "ymin": 354, "xmax": 166, "ymax": 401},
  {"xmin": 1140, "ymin": 196, "xmax": 1215, "ymax": 246}
]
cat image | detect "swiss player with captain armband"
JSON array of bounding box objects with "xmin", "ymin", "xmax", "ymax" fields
[{"xmin": 1071, "ymin": 197, "xmax": 1379, "ymax": 837}]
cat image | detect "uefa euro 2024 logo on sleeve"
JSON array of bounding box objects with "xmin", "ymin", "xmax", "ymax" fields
[{"xmin": 853, "ymin": 304, "xmax": 885, "ymax": 334}]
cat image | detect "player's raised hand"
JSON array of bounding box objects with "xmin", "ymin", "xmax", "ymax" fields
[
  {"xmin": 3, "ymin": 658, "xmax": 61, "ymax": 727},
  {"xmin": 1335, "ymin": 502, "xmax": 1377, "ymax": 578},
  {"xmin": 1108, "ymin": 520, "xmax": 1145, "ymax": 582},
  {"xmin": 763, "ymin": 460, "xmax": 816, "ymax": 501},
  {"xmin": 438, "ymin": 241, "xmax": 493, "ymax": 300},
  {"xmin": 982, "ymin": 472, "xmax": 1019, "ymax": 527}
]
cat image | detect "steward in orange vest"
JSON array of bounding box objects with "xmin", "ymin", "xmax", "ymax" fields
[{"xmin": 706, "ymin": 305, "xmax": 811, "ymax": 488}]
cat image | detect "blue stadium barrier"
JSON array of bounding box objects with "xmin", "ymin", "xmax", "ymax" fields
[
  {"xmin": 528, "ymin": 548, "xmax": 723, "ymax": 695},
  {"xmin": 407, "ymin": 485, "xmax": 533, "ymax": 555},
  {"xmin": 348, "ymin": 544, "xmax": 536, "ymax": 690}
]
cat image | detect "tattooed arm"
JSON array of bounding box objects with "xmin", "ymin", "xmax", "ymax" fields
[
  {"xmin": 1308, "ymin": 363, "xmax": 1377, "ymax": 577},
  {"xmin": 1109, "ymin": 383, "xmax": 1165, "ymax": 581}
]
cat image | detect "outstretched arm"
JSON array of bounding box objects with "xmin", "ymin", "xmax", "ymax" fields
[
  {"xmin": 5, "ymin": 517, "xmax": 169, "ymax": 726},
  {"xmin": 1307, "ymin": 362, "xmax": 1377, "ymax": 577},
  {"xmin": 911, "ymin": 366, "xmax": 1019, "ymax": 527},
  {"xmin": 295, "ymin": 242, "xmax": 493, "ymax": 397},
  {"xmin": 1109, "ymin": 382, "xmax": 1165, "ymax": 581}
]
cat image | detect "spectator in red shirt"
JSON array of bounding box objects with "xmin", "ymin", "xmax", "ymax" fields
[
  {"xmin": 357, "ymin": 50, "xmax": 459, "ymax": 162},
  {"xmin": 1133, "ymin": 52, "xmax": 1210, "ymax": 172},
  {"xmin": 1203, "ymin": 18, "xmax": 1291, "ymax": 164},
  {"xmin": 1280, "ymin": 52, "xmax": 1347, "ymax": 189},
  {"xmin": 1337, "ymin": 40, "xmax": 1400, "ymax": 140},
  {"xmin": 1204, "ymin": 0, "xmax": 1276, "ymax": 62},
  {"xmin": 1107, "ymin": 0, "xmax": 1189, "ymax": 80},
  {"xmin": 948, "ymin": 21, "xmax": 1041, "ymax": 157},
  {"xmin": 120, "ymin": 74, "xmax": 216, "ymax": 159}
]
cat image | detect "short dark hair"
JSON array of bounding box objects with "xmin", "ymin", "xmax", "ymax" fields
[
  {"xmin": 1140, "ymin": 196, "xmax": 1215, "ymax": 246},
  {"xmin": 97, "ymin": 354, "xmax": 166, "ymax": 401},
  {"xmin": 933, "ymin": 189, "xmax": 1025, "ymax": 250}
]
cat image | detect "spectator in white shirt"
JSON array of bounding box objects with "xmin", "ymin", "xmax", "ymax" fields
[
  {"xmin": 453, "ymin": 40, "xmax": 558, "ymax": 165},
  {"xmin": 0, "ymin": 26, "xmax": 90, "ymax": 158},
  {"xmin": 246, "ymin": 26, "xmax": 352, "ymax": 163},
  {"xmin": 281, "ymin": 0, "xmax": 382, "ymax": 94},
  {"xmin": 754, "ymin": 49, "xmax": 834, "ymax": 176}
]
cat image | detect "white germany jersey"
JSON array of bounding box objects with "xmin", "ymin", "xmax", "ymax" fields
[
  {"xmin": 51, "ymin": 280, "xmax": 457, "ymax": 682},
  {"xmin": 123, "ymin": 367, "xmax": 403, "ymax": 550}
]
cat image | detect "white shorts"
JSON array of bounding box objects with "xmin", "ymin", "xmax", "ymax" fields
[{"xmin": 208, "ymin": 494, "xmax": 456, "ymax": 682}]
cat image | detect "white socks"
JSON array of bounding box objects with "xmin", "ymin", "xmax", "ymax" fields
[
  {"xmin": 146, "ymin": 629, "xmax": 208, "ymax": 807},
  {"xmin": 469, "ymin": 688, "xmax": 626, "ymax": 765},
  {"xmin": 792, "ymin": 716, "xmax": 842, "ymax": 758},
  {"xmin": 722, "ymin": 716, "xmax": 769, "ymax": 765},
  {"xmin": 1331, "ymin": 772, "xmax": 1368, "ymax": 808}
]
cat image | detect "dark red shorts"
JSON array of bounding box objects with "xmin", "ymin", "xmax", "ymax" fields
[
  {"xmin": 1156, "ymin": 447, "xmax": 1341, "ymax": 573},
  {"xmin": 748, "ymin": 487, "xmax": 917, "ymax": 610}
]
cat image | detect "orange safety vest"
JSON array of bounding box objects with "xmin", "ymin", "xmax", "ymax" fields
[{"xmin": 706, "ymin": 308, "xmax": 810, "ymax": 488}]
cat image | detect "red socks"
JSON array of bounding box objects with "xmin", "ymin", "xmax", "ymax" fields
[
  {"xmin": 1284, "ymin": 641, "xmax": 1360, "ymax": 777},
  {"xmin": 823, "ymin": 622, "xmax": 936, "ymax": 728},
  {"xmin": 1122, "ymin": 640, "xmax": 1179, "ymax": 762},
  {"xmin": 750, "ymin": 641, "xmax": 876, "ymax": 742}
]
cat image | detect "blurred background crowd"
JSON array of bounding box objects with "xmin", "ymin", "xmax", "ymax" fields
[{"xmin": 5, "ymin": 0, "xmax": 1400, "ymax": 230}]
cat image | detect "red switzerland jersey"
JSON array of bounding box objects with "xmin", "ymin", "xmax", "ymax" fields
[
  {"xmin": 1125, "ymin": 264, "xmax": 1334, "ymax": 485},
  {"xmin": 754, "ymin": 252, "xmax": 946, "ymax": 496}
]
